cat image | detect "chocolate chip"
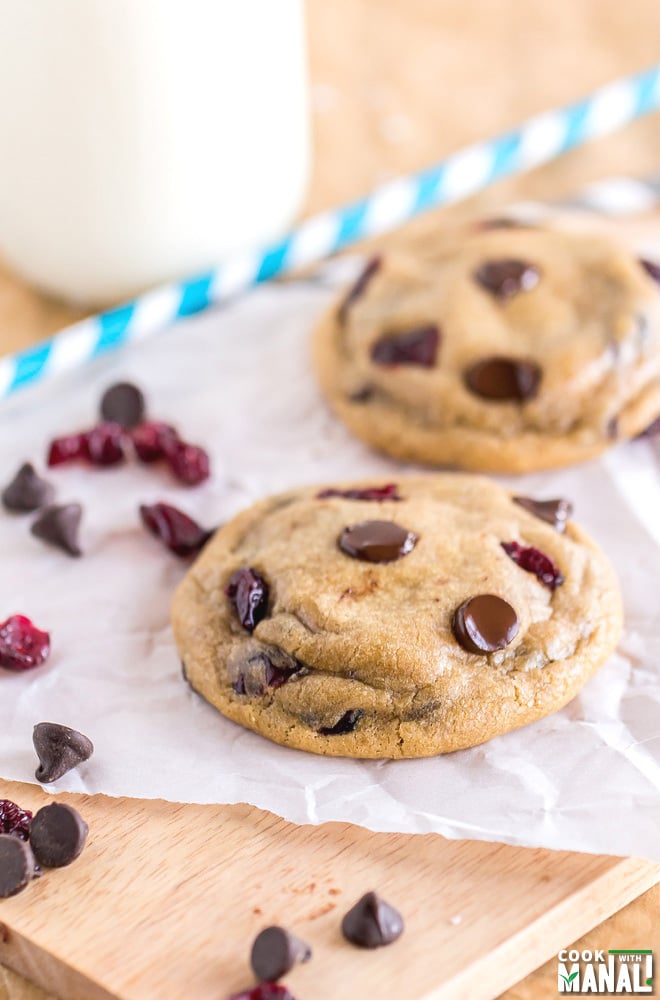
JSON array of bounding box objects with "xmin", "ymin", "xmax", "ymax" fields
[
  {"xmin": 29, "ymin": 803, "xmax": 88, "ymax": 868},
  {"xmin": 452, "ymin": 594, "xmax": 518, "ymax": 655},
  {"xmin": 2, "ymin": 463, "xmax": 55, "ymax": 513},
  {"xmin": 231, "ymin": 651, "xmax": 304, "ymax": 697},
  {"xmin": 319, "ymin": 709, "xmax": 364, "ymax": 735},
  {"xmin": 370, "ymin": 325, "xmax": 439, "ymax": 367},
  {"xmin": 33, "ymin": 723, "xmax": 94, "ymax": 784},
  {"xmin": 513, "ymin": 496, "xmax": 573, "ymax": 532},
  {"xmin": 0, "ymin": 834, "xmax": 37, "ymax": 897},
  {"xmin": 640, "ymin": 259, "xmax": 660, "ymax": 285},
  {"xmin": 250, "ymin": 926, "xmax": 311, "ymax": 982},
  {"xmin": 338, "ymin": 256, "xmax": 382, "ymax": 323},
  {"xmin": 31, "ymin": 503, "xmax": 83, "ymax": 557},
  {"xmin": 99, "ymin": 382, "xmax": 146, "ymax": 429},
  {"xmin": 474, "ymin": 259, "xmax": 540, "ymax": 300},
  {"xmin": 339, "ymin": 520, "xmax": 417, "ymax": 563},
  {"xmin": 341, "ymin": 891, "xmax": 404, "ymax": 949},
  {"xmin": 464, "ymin": 357, "xmax": 540, "ymax": 401}
]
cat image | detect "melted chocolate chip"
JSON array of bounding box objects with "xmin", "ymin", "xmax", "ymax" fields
[
  {"xmin": 250, "ymin": 926, "xmax": 312, "ymax": 982},
  {"xmin": 370, "ymin": 325, "xmax": 439, "ymax": 368},
  {"xmin": 319, "ymin": 709, "xmax": 364, "ymax": 735},
  {"xmin": 640, "ymin": 259, "xmax": 660, "ymax": 284},
  {"xmin": 2, "ymin": 463, "xmax": 55, "ymax": 513},
  {"xmin": 452, "ymin": 594, "xmax": 518, "ymax": 655},
  {"xmin": 338, "ymin": 256, "xmax": 382, "ymax": 323},
  {"xmin": 513, "ymin": 496, "xmax": 573, "ymax": 532},
  {"xmin": 464, "ymin": 357, "xmax": 540, "ymax": 401},
  {"xmin": 341, "ymin": 891, "xmax": 404, "ymax": 949},
  {"xmin": 29, "ymin": 803, "xmax": 88, "ymax": 868},
  {"xmin": 100, "ymin": 382, "xmax": 146, "ymax": 429},
  {"xmin": 226, "ymin": 568, "xmax": 269, "ymax": 632},
  {"xmin": 0, "ymin": 835, "xmax": 37, "ymax": 898},
  {"xmin": 33, "ymin": 723, "xmax": 94, "ymax": 784},
  {"xmin": 474, "ymin": 259, "xmax": 540, "ymax": 300},
  {"xmin": 231, "ymin": 651, "xmax": 304, "ymax": 697},
  {"xmin": 31, "ymin": 503, "xmax": 83, "ymax": 557},
  {"xmin": 317, "ymin": 483, "xmax": 401, "ymax": 501},
  {"xmin": 339, "ymin": 520, "xmax": 417, "ymax": 563}
]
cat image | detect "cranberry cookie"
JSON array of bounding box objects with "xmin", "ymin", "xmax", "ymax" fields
[
  {"xmin": 313, "ymin": 227, "xmax": 660, "ymax": 472},
  {"xmin": 171, "ymin": 475, "xmax": 622, "ymax": 757}
]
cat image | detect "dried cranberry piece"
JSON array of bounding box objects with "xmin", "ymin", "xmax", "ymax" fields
[
  {"xmin": 164, "ymin": 440, "xmax": 211, "ymax": 486},
  {"xmin": 640, "ymin": 259, "xmax": 660, "ymax": 284},
  {"xmin": 228, "ymin": 985, "xmax": 296, "ymax": 1000},
  {"xmin": 338, "ymin": 256, "xmax": 382, "ymax": 323},
  {"xmin": 317, "ymin": 483, "xmax": 401, "ymax": 501},
  {"xmin": 140, "ymin": 503, "xmax": 213, "ymax": 558},
  {"xmin": 0, "ymin": 800, "xmax": 32, "ymax": 841},
  {"xmin": 501, "ymin": 541, "xmax": 564, "ymax": 590},
  {"xmin": 85, "ymin": 422, "xmax": 126, "ymax": 466},
  {"xmin": 130, "ymin": 421, "xmax": 179, "ymax": 463},
  {"xmin": 370, "ymin": 325, "xmax": 439, "ymax": 368},
  {"xmin": 226, "ymin": 568, "xmax": 269, "ymax": 632},
  {"xmin": 0, "ymin": 615, "xmax": 51, "ymax": 672},
  {"xmin": 319, "ymin": 709, "xmax": 364, "ymax": 735},
  {"xmin": 47, "ymin": 433, "xmax": 88, "ymax": 467},
  {"xmin": 232, "ymin": 652, "xmax": 303, "ymax": 696}
]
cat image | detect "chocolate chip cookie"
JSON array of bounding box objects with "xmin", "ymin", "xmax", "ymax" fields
[
  {"xmin": 171, "ymin": 475, "xmax": 622, "ymax": 757},
  {"xmin": 313, "ymin": 226, "xmax": 660, "ymax": 472}
]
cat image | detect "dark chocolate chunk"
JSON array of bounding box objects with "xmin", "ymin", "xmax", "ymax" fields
[
  {"xmin": 338, "ymin": 256, "xmax": 382, "ymax": 323},
  {"xmin": 99, "ymin": 382, "xmax": 146, "ymax": 429},
  {"xmin": 474, "ymin": 259, "xmax": 540, "ymax": 300},
  {"xmin": 2, "ymin": 463, "xmax": 55, "ymax": 513},
  {"xmin": 317, "ymin": 483, "xmax": 401, "ymax": 502},
  {"xmin": 33, "ymin": 723, "xmax": 94, "ymax": 784},
  {"xmin": 341, "ymin": 891, "xmax": 404, "ymax": 948},
  {"xmin": 319, "ymin": 710, "xmax": 364, "ymax": 736},
  {"xmin": 452, "ymin": 594, "xmax": 518, "ymax": 655},
  {"xmin": 513, "ymin": 496, "xmax": 573, "ymax": 532},
  {"xmin": 464, "ymin": 357, "xmax": 540, "ymax": 401},
  {"xmin": 226, "ymin": 568, "xmax": 269, "ymax": 632},
  {"xmin": 0, "ymin": 834, "xmax": 37, "ymax": 898},
  {"xmin": 640, "ymin": 259, "xmax": 660, "ymax": 284},
  {"xmin": 31, "ymin": 503, "xmax": 83, "ymax": 557},
  {"xmin": 370, "ymin": 325, "xmax": 439, "ymax": 367},
  {"xmin": 29, "ymin": 803, "xmax": 88, "ymax": 868},
  {"xmin": 250, "ymin": 926, "xmax": 312, "ymax": 982},
  {"xmin": 231, "ymin": 651, "xmax": 304, "ymax": 697},
  {"xmin": 339, "ymin": 520, "xmax": 417, "ymax": 563}
]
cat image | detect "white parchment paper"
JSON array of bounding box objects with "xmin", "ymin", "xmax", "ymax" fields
[{"xmin": 1, "ymin": 258, "xmax": 659, "ymax": 860}]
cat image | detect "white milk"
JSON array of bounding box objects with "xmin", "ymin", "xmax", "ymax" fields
[{"xmin": 0, "ymin": 0, "xmax": 310, "ymax": 305}]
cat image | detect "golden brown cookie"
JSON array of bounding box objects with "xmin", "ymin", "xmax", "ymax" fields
[
  {"xmin": 313, "ymin": 226, "xmax": 660, "ymax": 472},
  {"xmin": 171, "ymin": 475, "xmax": 622, "ymax": 758}
]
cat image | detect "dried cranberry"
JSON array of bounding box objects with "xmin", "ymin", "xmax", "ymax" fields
[
  {"xmin": 140, "ymin": 503, "xmax": 213, "ymax": 558},
  {"xmin": 0, "ymin": 799, "xmax": 32, "ymax": 841},
  {"xmin": 164, "ymin": 440, "xmax": 210, "ymax": 486},
  {"xmin": 226, "ymin": 568, "xmax": 269, "ymax": 632},
  {"xmin": 317, "ymin": 483, "xmax": 401, "ymax": 501},
  {"xmin": 640, "ymin": 259, "xmax": 660, "ymax": 284},
  {"xmin": 228, "ymin": 985, "xmax": 296, "ymax": 1000},
  {"xmin": 232, "ymin": 651, "xmax": 303, "ymax": 696},
  {"xmin": 130, "ymin": 421, "xmax": 179, "ymax": 463},
  {"xmin": 85, "ymin": 422, "xmax": 126, "ymax": 466},
  {"xmin": 501, "ymin": 541, "xmax": 564, "ymax": 590},
  {"xmin": 47, "ymin": 433, "xmax": 88, "ymax": 467},
  {"xmin": 370, "ymin": 325, "xmax": 439, "ymax": 367},
  {"xmin": 0, "ymin": 615, "xmax": 51, "ymax": 672}
]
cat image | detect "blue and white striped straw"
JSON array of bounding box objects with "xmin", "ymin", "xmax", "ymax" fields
[{"xmin": 2, "ymin": 64, "xmax": 660, "ymax": 402}]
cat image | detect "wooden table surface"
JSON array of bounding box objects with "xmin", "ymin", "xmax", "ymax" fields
[{"xmin": 1, "ymin": 1, "xmax": 659, "ymax": 997}]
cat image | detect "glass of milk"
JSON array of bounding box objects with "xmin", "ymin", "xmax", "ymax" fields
[{"xmin": 0, "ymin": 0, "xmax": 310, "ymax": 305}]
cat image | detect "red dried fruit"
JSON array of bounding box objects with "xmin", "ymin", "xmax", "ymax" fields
[
  {"xmin": 140, "ymin": 503, "xmax": 213, "ymax": 558},
  {"xmin": 232, "ymin": 651, "xmax": 304, "ymax": 696},
  {"xmin": 228, "ymin": 985, "xmax": 296, "ymax": 1000},
  {"xmin": 370, "ymin": 325, "xmax": 439, "ymax": 367},
  {"xmin": 226, "ymin": 568, "xmax": 269, "ymax": 632},
  {"xmin": 317, "ymin": 483, "xmax": 401, "ymax": 501},
  {"xmin": 0, "ymin": 799, "xmax": 32, "ymax": 841},
  {"xmin": 164, "ymin": 440, "xmax": 210, "ymax": 486},
  {"xmin": 0, "ymin": 615, "xmax": 51, "ymax": 672},
  {"xmin": 47, "ymin": 433, "xmax": 88, "ymax": 467},
  {"xmin": 130, "ymin": 421, "xmax": 180, "ymax": 463},
  {"xmin": 501, "ymin": 541, "xmax": 564, "ymax": 590},
  {"xmin": 85, "ymin": 422, "xmax": 126, "ymax": 466}
]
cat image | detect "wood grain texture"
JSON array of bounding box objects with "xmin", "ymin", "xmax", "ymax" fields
[{"xmin": 1, "ymin": 0, "xmax": 660, "ymax": 997}]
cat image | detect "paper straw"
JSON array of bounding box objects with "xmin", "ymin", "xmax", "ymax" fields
[{"xmin": 2, "ymin": 64, "xmax": 660, "ymax": 402}]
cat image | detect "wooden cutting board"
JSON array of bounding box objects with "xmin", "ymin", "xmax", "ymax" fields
[{"xmin": 0, "ymin": 778, "xmax": 656, "ymax": 1000}]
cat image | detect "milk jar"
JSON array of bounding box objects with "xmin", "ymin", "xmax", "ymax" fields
[{"xmin": 0, "ymin": 0, "xmax": 310, "ymax": 305}]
